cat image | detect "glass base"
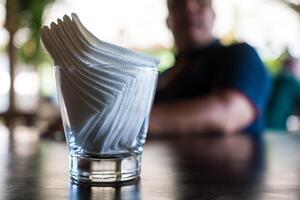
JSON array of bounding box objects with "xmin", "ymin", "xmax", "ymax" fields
[{"xmin": 69, "ymin": 154, "xmax": 141, "ymax": 183}]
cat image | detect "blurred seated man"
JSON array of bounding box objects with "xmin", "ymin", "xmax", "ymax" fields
[
  {"xmin": 266, "ymin": 57, "xmax": 300, "ymax": 131},
  {"xmin": 150, "ymin": 0, "xmax": 271, "ymax": 136}
]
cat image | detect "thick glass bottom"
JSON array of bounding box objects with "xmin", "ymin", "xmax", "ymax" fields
[{"xmin": 69, "ymin": 154, "xmax": 141, "ymax": 183}]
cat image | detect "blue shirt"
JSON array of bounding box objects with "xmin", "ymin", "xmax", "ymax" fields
[{"xmin": 154, "ymin": 40, "xmax": 271, "ymax": 135}]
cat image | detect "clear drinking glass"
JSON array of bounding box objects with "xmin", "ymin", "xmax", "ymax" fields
[{"xmin": 54, "ymin": 65, "xmax": 158, "ymax": 183}]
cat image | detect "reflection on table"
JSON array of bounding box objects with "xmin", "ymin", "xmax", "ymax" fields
[{"xmin": 0, "ymin": 126, "xmax": 300, "ymax": 200}]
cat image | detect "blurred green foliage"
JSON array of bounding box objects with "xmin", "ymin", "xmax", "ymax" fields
[
  {"xmin": 265, "ymin": 58, "xmax": 282, "ymax": 75},
  {"xmin": 147, "ymin": 48, "xmax": 176, "ymax": 72},
  {"xmin": 265, "ymin": 48, "xmax": 293, "ymax": 75},
  {"xmin": 5, "ymin": 0, "xmax": 55, "ymax": 65}
]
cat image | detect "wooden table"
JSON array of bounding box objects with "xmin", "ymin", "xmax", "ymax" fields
[{"xmin": 0, "ymin": 128, "xmax": 300, "ymax": 200}]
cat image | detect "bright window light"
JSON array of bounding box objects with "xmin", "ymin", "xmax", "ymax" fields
[
  {"xmin": 0, "ymin": 71, "xmax": 10, "ymax": 95},
  {"xmin": 14, "ymin": 72, "xmax": 39, "ymax": 96}
]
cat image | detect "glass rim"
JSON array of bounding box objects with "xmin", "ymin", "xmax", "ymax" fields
[{"xmin": 54, "ymin": 64, "xmax": 158, "ymax": 72}]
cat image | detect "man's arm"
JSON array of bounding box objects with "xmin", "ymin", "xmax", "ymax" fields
[{"xmin": 149, "ymin": 90, "xmax": 255, "ymax": 136}]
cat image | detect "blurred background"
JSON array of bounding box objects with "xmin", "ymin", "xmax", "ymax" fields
[{"xmin": 0, "ymin": 0, "xmax": 300, "ymax": 140}]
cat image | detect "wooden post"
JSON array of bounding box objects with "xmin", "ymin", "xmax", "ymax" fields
[{"xmin": 4, "ymin": 0, "xmax": 19, "ymax": 127}]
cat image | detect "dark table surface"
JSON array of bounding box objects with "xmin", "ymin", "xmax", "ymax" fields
[{"xmin": 1, "ymin": 127, "xmax": 300, "ymax": 200}]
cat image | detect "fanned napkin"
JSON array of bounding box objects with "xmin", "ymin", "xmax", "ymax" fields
[{"xmin": 41, "ymin": 13, "xmax": 159, "ymax": 155}]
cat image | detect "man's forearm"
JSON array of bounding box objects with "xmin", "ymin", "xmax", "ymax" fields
[{"xmin": 149, "ymin": 91, "xmax": 255, "ymax": 135}]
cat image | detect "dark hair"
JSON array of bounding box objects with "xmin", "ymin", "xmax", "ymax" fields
[{"xmin": 167, "ymin": 0, "xmax": 212, "ymax": 9}]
